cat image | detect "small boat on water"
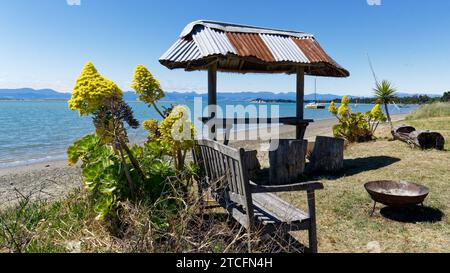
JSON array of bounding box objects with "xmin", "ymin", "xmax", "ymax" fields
[
  {"xmin": 305, "ymin": 78, "xmax": 326, "ymax": 109},
  {"xmin": 305, "ymin": 102, "xmax": 326, "ymax": 109}
]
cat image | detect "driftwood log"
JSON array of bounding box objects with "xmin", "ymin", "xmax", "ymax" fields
[
  {"xmin": 269, "ymin": 139, "xmax": 307, "ymax": 185},
  {"xmin": 392, "ymin": 126, "xmax": 445, "ymax": 150},
  {"xmin": 307, "ymin": 136, "xmax": 344, "ymax": 173}
]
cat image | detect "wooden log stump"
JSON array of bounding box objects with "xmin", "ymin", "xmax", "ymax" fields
[
  {"xmin": 392, "ymin": 125, "xmax": 445, "ymax": 150},
  {"xmin": 408, "ymin": 131, "xmax": 445, "ymax": 150},
  {"xmin": 307, "ymin": 136, "xmax": 344, "ymax": 173},
  {"xmin": 243, "ymin": 150, "xmax": 261, "ymax": 181},
  {"xmin": 269, "ymin": 139, "xmax": 307, "ymax": 185}
]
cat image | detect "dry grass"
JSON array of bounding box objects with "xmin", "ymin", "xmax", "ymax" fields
[
  {"xmin": 0, "ymin": 187, "xmax": 296, "ymax": 253},
  {"xmin": 406, "ymin": 102, "xmax": 450, "ymax": 120},
  {"xmin": 279, "ymin": 117, "xmax": 450, "ymax": 253}
]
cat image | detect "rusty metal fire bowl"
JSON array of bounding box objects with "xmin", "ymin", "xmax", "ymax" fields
[{"xmin": 364, "ymin": 181, "xmax": 430, "ymax": 216}]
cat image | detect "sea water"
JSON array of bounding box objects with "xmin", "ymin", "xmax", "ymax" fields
[{"xmin": 0, "ymin": 100, "xmax": 417, "ymax": 168}]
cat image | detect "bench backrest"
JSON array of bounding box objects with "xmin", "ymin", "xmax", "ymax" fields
[{"xmin": 194, "ymin": 139, "xmax": 254, "ymax": 228}]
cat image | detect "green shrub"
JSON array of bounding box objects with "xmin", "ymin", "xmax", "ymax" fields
[
  {"xmin": 67, "ymin": 63, "xmax": 193, "ymax": 223},
  {"xmin": 329, "ymin": 96, "xmax": 386, "ymax": 143},
  {"xmin": 441, "ymin": 91, "xmax": 450, "ymax": 102}
]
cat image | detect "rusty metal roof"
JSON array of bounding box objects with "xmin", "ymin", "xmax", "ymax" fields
[{"xmin": 160, "ymin": 20, "xmax": 349, "ymax": 77}]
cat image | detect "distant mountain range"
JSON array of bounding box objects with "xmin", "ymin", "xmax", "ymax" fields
[{"xmin": 0, "ymin": 88, "xmax": 442, "ymax": 102}]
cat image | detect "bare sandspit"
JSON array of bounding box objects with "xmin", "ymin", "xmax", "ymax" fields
[{"xmin": 0, "ymin": 114, "xmax": 408, "ymax": 208}]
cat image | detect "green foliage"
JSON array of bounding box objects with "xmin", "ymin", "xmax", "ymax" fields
[
  {"xmin": 442, "ymin": 91, "xmax": 450, "ymax": 102},
  {"xmin": 329, "ymin": 96, "xmax": 386, "ymax": 143},
  {"xmin": 373, "ymin": 80, "xmax": 398, "ymax": 104},
  {"xmin": 68, "ymin": 135, "xmax": 125, "ymax": 220},
  {"xmin": 332, "ymin": 112, "xmax": 373, "ymax": 143},
  {"xmin": 332, "ymin": 95, "xmax": 440, "ymax": 105},
  {"xmin": 67, "ymin": 134, "xmax": 177, "ymax": 221},
  {"xmin": 0, "ymin": 189, "xmax": 92, "ymax": 253},
  {"xmin": 373, "ymin": 80, "xmax": 397, "ymax": 128},
  {"xmin": 406, "ymin": 102, "xmax": 450, "ymax": 120}
]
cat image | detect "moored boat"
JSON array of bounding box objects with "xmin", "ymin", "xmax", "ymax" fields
[{"xmin": 305, "ymin": 102, "xmax": 326, "ymax": 109}]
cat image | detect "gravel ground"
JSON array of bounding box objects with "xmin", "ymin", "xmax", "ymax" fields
[{"xmin": 0, "ymin": 161, "xmax": 83, "ymax": 208}]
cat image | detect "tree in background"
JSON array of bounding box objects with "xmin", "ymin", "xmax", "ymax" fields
[
  {"xmin": 373, "ymin": 80, "xmax": 397, "ymax": 129},
  {"xmin": 442, "ymin": 91, "xmax": 450, "ymax": 102}
]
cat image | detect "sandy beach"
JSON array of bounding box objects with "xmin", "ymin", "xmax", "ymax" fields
[
  {"xmin": 0, "ymin": 161, "xmax": 83, "ymax": 208},
  {"xmin": 0, "ymin": 114, "xmax": 408, "ymax": 208}
]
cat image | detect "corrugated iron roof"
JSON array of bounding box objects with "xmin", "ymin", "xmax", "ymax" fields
[
  {"xmin": 226, "ymin": 32, "xmax": 275, "ymax": 62},
  {"xmin": 260, "ymin": 34, "xmax": 309, "ymax": 63},
  {"xmin": 192, "ymin": 25, "xmax": 236, "ymax": 57},
  {"xmin": 160, "ymin": 20, "xmax": 349, "ymax": 77}
]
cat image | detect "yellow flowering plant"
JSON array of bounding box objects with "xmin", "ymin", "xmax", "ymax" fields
[
  {"xmin": 132, "ymin": 64, "xmax": 196, "ymax": 173},
  {"xmin": 328, "ymin": 101, "xmax": 338, "ymax": 115},
  {"xmin": 328, "ymin": 96, "xmax": 386, "ymax": 142},
  {"xmin": 367, "ymin": 104, "xmax": 387, "ymax": 135},
  {"xmin": 69, "ymin": 62, "xmax": 123, "ymax": 116},
  {"xmin": 67, "ymin": 62, "xmax": 180, "ymax": 221},
  {"xmin": 143, "ymin": 106, "xmax": 196, "ymax": 171},
  {"xmin": 132, "ymin": 64, "xmax": 165, "ymax": 117}
]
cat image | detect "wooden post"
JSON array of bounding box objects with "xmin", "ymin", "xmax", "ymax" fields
[
  {"xmin": 269, "ymin": 139, "xmax": 307, "ymax": 185},
  {"xmin": 296, "ymin": 67, "xmax": 305, "ymax": 139},
  {"xmin": 306, "ymin": 136, "xmax": 345, "ymax": 173},
  {"xmin": 208, "ymin": 63, "xmax": 217, "ymax": 140},
  {"xmin": 307, "ymin": 190, "xmax": 318, "ymax": 253}
]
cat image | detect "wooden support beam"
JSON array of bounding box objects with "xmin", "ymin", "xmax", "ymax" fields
[
  {"xmin": 208, "ymin": 63, "xmax": 218, "ymax": 140},
  {"xmin": 296, "ymin": 67, "xmax": 305, "ymax": 139}
]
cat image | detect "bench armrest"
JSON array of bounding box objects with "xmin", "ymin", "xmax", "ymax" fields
[{"xmin": 250, "ymin": 181, "xmax": 324, "ymax": 193}]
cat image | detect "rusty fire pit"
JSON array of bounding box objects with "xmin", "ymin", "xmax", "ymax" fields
[{"xmin": 364, "ymin": 180, "xmax": 430, "ymax": 216}]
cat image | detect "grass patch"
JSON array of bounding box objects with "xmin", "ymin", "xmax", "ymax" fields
[
  {"xmin": 0, "ymin": 189, "xmax": 93, "ymax": 253},
  {"xmin": 281, "ymin": 117, "xmax": 450, "ymax": 253},
  {"xmin": 0, "ymin": 189, "xmax": 283, "ymax": 253},
  {"xmin": 406, "ymin": 102, "xmax": 450, "ymax": 120}
]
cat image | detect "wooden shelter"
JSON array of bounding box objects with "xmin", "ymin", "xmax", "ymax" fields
[{"xmin": 160, "ymin": 20, "xmax": 349, "ymax": 140}]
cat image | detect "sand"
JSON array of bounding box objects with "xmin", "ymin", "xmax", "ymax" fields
[
  {"xmin": 0, "ymin": 114, "xmax": 408, "ymax": 208},
  {"xmin": 0, "ymin": 161, "xmax": 83, "ymax": 208}
]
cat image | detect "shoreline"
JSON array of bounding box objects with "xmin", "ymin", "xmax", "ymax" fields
[{"xmin": 0, "ymin": 114, "xmax": 409, "ymax": 174}]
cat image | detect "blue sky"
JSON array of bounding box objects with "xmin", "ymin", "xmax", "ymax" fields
[{"xmin": 0, "ymin": 0, "xmax": 449, "ymax": 96}]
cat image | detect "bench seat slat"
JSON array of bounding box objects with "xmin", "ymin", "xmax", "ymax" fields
[
  {"xmin": 252, "ymin": 192, "xmax": 309, "ymax": 224},
  {"xmin": 217, "ymin": 193, "xmax": 310, "ymax": 231}
]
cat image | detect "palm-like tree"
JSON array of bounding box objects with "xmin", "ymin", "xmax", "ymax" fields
[{"xmin": 374, "ymin": 80, "xmax": 397, "ymax": 128}]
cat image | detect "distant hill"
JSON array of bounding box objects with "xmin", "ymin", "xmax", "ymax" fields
[
  {"xmin": 0, "ymin": 88, "xmax": 71, "ymax": 100},
  {"xmin": 0, "ymin": 88, "xmax": 442, "ymax": 102},
  {"xmin": 161, "ymin": 92, "xmax": 343, "ymax": 102},
  {"xmin": 0, "ymin": 88, "xmax": 341, "ymax": 102}
]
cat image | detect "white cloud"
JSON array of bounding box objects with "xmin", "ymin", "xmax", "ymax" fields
[{"xmin": 66, "ymin": 0, "xmax": 81, "ymax": 6}]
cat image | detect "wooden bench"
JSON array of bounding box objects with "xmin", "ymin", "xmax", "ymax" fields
[{"xmin": 193, "ymin": 139, "xmax": 324, "ymax": 253}]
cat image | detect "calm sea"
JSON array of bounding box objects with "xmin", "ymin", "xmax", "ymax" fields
[{"xmin": 0, "ymin": 100, "xmax": 417, "ymax": 168}]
